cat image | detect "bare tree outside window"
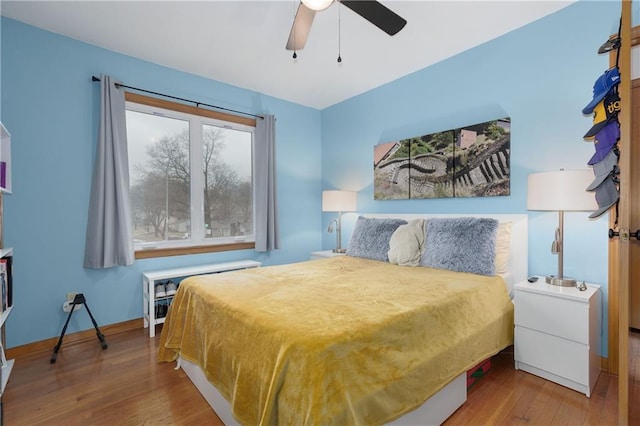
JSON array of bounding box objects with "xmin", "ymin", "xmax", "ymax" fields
[
  {"xmin": 202, "ymin": 124, "xmax": 252, "ymax": 239},
  {"xmin": 126, "ymin": 106, "xmax": 253, "ymax": 248}
]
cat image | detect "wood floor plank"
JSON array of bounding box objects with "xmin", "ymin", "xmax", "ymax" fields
[
  {"xmin": 522, "ymin": 380, "xmax": 565, "ymax": 424},
  {"xmin": 601, "ymin": 372, "xmax": 620, "ymax": 425},
  {"xmin": 3, "ymin": 326, "xmax": 631, "ymax": 425},
  {"xmin": 550, "ymin": 387, "xmax": 590, "ymax": 425},
  {"xmin": 583, "ymin": 374, "xmax": 611, "ymax": 425},
  {"xmin": 490, "ymin": 370, "xmax": 546, "ymax": 424}
]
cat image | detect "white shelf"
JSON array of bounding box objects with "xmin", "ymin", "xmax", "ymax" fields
[
  {"xmin": 0, "ymin": 123, "xmax": 11, "ymax": 194},
  {"xmin": 0, "ymin": 248, "xmax": 13, "ymax": 259},
  {"xmin": 1, "ymin": 358, "xmax": 13, "ymax": 394},
  {"xmin": 0, "ymin": 306, "xmax": 12, "ymax": 329},
  {"xmin": 142, "ymin": 260, "xmax": 261, "ymax": 337},
  {"xmin": 143, "ymin": 260, "xmax": 261, "ymax": 281}
]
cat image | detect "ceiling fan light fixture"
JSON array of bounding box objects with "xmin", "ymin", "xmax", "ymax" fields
[{"xmin": 301, "ymin": 0, "xmax": 333, "ymax": 11}]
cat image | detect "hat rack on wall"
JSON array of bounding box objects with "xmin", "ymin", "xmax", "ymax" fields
[{"xmin": 582, "ymin": 20, "xmax": 622, "ymax": 222}]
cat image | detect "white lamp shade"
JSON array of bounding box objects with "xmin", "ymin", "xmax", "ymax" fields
[
  {"xmin": 322, "ymin": 190, "xmax": 357, "ymax": 212},
  {"xmin": 302, "ymin": 0, "xmax": 333, "ymax": 11},
  {"xmin": 527, "ymin": 169, "xmax": 598, "ymax": 211}
]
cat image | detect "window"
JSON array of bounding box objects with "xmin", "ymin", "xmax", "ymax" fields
[{"xmin": 125, "ymin": 93, "xmax": 255, "ymax": 257}]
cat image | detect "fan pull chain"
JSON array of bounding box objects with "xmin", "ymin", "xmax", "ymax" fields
[
  {"xmin": 292, "ymin": 0, "xmax": 298, "ymax": 60},
  {"xmin": 337, "ymin": 4, "xmax": 342, "ymax": 63}
]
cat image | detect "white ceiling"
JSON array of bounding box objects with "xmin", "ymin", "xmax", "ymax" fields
[{"xmin": 1, "ymin": 1, "xmax": 574, "ymax": 109}]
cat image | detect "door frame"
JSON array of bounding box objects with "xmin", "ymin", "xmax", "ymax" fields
[
  {"xmin": 608, "ymin": 6, "xmax": 636, "ymax": 425},
  {"xmin": 607, "ymin": 22, "xmax": 638, "ymax": 377}
]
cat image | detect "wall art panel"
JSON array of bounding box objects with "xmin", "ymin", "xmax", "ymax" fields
[{"xmin": 374, "ymin": 117, "xmax": 510, "ymax": 200}]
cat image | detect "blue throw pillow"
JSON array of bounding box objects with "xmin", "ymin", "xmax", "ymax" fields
[
  {"xmin": 346, "ymin": 217, "xmax": 408, "ymax": 262},
  {"xmin": 420, "ymin": 217, "xmax": 498, "ymax": 276}
]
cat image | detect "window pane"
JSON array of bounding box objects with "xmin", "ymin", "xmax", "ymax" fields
[
  {"xmin": 202, "ymin": 124, "xmax": 252, "ymax": 239},
  {"xmin": 126, "ymin": 110, "xmax": 191, "ymax": 244}
]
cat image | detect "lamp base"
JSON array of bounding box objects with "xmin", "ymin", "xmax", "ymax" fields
[
  {"xmin": 332, "ymin": 248, "xmax": 347, "ymax": 254},
  {"xmin": 545, "ymin": 275, "xmax": 577, "ymax": 287}
]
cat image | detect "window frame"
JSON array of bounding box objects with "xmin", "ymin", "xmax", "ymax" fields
[{"xmin": 124, "ymin": 92, "xmax": 257, "ymax": 259}]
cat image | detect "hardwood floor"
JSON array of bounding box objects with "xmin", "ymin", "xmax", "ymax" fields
[
  {"xmin": 445, "ymin": 347, "xmax": 618, "ymax": 425},
  {"xmin": 4, "ymin": 326, "xmax": 628, "ymax": 425},
  {"xmin": 4, "ymin": 326, "xmax": 222, "ymax": 425}
]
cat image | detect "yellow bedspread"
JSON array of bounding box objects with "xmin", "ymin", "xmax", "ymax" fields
[{"xmin": 158, "ymin": 256, "xmax": 513, "ymax": 425}]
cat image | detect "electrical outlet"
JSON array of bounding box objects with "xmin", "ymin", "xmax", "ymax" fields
[
  {"xmin": 66, "ymin": 292, "xmax": 77, "ymax": 303},
  {"xmin": 62, "ymin": 301, "xmax": 82, "ymax": 313}
]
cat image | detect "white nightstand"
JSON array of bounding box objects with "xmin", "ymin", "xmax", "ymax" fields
[
  {"xmin": 514, "ymin": 277, "xmax": 601, "ymax": 397},
  {"xmin": 310, "ymin": 250, "xmax": 346, "ymax": 260}
]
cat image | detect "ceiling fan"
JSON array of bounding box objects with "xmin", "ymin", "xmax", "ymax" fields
[{"xmin": 286, "ymin": 0, "xmax": 407, "ymax": 52}]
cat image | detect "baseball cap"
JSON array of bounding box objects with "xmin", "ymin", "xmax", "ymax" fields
[
  {"xmin": 587, "ymin": 121, "xmax": 620, "ymax": 165},
  {"xmin": 588, "ymin": 175, "xmax": 619, "ymax": 219},
  {"xmin": 583, "ymin": 90, "xmax": 620, "ymax": 138},
  {"xmin": 598, "ymin": 36, "xmax": 620, "ymax": 54},
  {"xmin": 587, "ymin": 148, "xmax": 619, "ymax": 191},
  {"xmin": 582, "ymin": 67, "xmax": 621, "ymax": 115}
]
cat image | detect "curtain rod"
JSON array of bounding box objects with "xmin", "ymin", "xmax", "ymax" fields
[{"xmin": 91, "ymin": 76, "xmax": 263, "ymax": 120}]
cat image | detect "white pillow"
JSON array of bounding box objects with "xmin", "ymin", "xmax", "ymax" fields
[
  {"xmin": 495, "ymin": 222, "xmax": 512, "ymax": 274},
  {"xmin": 388, "ymin": 219, "xmax": 425, "ymax": 266}
]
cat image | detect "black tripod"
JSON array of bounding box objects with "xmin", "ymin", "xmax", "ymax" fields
[{"xmin": 50, "ymin": 293, "xmax": 108, "ymax": 363}]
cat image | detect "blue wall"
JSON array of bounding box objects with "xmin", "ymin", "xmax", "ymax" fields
[
  {"xmin": 321, "ymin": 1, "xmax": 621, "ymax": 357},
  {"xmin": 0, "ymin": 17, "xmax": 322, "ymax": 347}
]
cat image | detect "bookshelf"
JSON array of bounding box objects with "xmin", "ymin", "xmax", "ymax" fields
[
  {"xmin": 0, "ymin": 247, "xmax": 12, "ymax": 395},
  {"xmin": 0, "ymin": 121, "xmax": 12, "ymax": 409},
  {"xmin": 0, "ymin": 310, "xmax": 13, "ymax": 394}
]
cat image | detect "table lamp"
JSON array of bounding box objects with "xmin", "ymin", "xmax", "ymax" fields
[
  {"xmin": 322, "ymin": 190, "xmax": 357, "ymax": 253},
  {"xmin": 527, "ymin": 169, "xmax": 598, "ymax": 287}
]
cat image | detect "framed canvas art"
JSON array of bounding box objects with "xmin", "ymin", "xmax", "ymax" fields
[{"xmin": 374, "ymin": 117, "xmax": 510, "ymax": 200}]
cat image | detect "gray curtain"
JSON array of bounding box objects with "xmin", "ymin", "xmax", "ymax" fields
[
  {"xmin": 84, "ymin": 74, "xmax": 134, "ymax": 268},
  {"xmin": 254, "ymin": 115, "xmax": 280, "ymax": 252}
]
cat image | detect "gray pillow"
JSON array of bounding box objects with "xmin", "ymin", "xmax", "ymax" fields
[
  {"xmin": 420, "ymin": 217, "xmax": 499, "ymax": 276},
  {"xmin": 346, "ymin": 217, "xmax": 408, "ymax": 262}
]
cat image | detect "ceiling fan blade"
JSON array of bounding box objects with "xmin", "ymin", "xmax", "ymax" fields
[
  {"xmin": 340, "ymin": 0, "xmax": 406, "ymax": 36},
  {"xmin": 286, "ymin": 3, "xmax": 316, "ymax": 51}
]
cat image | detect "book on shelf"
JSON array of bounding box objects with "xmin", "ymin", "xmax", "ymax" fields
[
  {"xmin": 0, "ymin": 258, "xmax": 7, "ymax": 313},
  {"xmin": 0, "ymin": 161, "xmax": 5, "ymax": 189}
]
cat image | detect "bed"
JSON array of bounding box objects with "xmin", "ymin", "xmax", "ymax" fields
[{"xmin": 158, "ymin": 213, "xmax": 527, "ymax": 425}]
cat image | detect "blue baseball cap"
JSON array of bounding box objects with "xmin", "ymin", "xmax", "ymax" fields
[{"xmin": 582, "ymin": 67, "xmax": 620, "ymax": 115}]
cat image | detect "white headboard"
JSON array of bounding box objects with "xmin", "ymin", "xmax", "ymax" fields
[{"xmin": 363, "ymin": 213, "xmax": 528, "ymax": 285}]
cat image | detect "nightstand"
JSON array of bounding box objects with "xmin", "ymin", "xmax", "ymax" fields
[
  {"xmin": 310, "ymin": 250, "xmax": 346, "ymax": 260},
  {"xmin": 514, "ymin": 278, "xmax": 601, "ymax": 397}
]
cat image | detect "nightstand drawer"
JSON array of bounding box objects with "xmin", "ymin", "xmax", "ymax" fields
[
  {"xmin": 515, "ymin": 326, "xmax": 589, "ymax": 386},
  {"xmin": 515, "ymin": 290, "xmax": 589, "ymax": 343}
]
